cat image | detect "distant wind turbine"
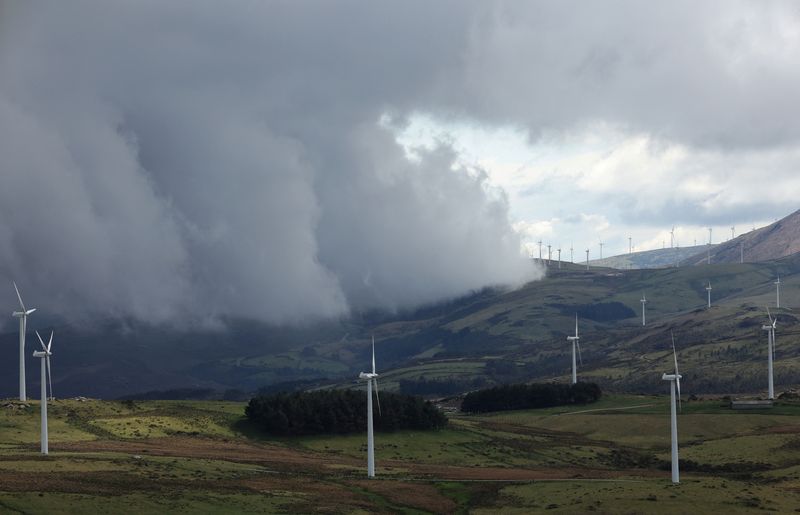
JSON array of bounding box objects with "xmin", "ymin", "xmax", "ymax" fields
[
  {"xmin": 731, "ymin": 226, "xmax": 735, "ymax": 240},
  {"xmin": 705, "ymin": 281, "xmax": 712, "ymax": 308},
  {"xmin": 12, "ymin": 282, "xmax": 36, "ymax": 402},
  {"xmin": 547, "ymin": 244, "xmax": 552, "ymax": 264},
  {"xmin": 763, "ymin": 308, "xmax": 778, "ymax": 400},
  {"xmin": 33, "ymin": 331, "xmax": 53, "ymax": 455},
  {"xmin": 570, "ymin": 243, "xmax": 574, "ymax": 263},
  {"xmin": 557, "ymin": 247, "xmax": 562, "ymax": 269},
  {"xmin": 670, "ymin": 226, "xmax": 675, "ymax": 249},
  {"xmin": 775, "ymin": 276, "xmax": 781, "ymax": 308},
  {"xmin": 641, "ymin": 293, "xmax": 647, "ymax": 326},
  {"xmin": 538, "ymin": 240, "xmax": 543, "ymax": 260},
  {"xmin": 585, "ymin": 249, "xmax": 590, "ymax": 271},
  {"xmin": 628, "ymin": 236, "xmax": 632, "ymax": 255},
  {"xmin": 662, "ymin": 333, "xmax": 682, "ymax": 484},
  {"xmin": 598, "ymin": 239, "xmax": 604, "ymax": 260},
  {"xmin": 358, "ymin": 336, "xmax": 381, "ymax": 478},
  {"xmin": 566, "ymin": 315, "xmax": 582, "ymax": 384}
]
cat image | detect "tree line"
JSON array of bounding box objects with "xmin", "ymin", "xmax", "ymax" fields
[
  {"xmin": 461, "ymin": 382, "xmax": 602, "ymax": 413},
  {"xmin": 245, "ymin": 389, "xmax": 448, "ymax": 436}
]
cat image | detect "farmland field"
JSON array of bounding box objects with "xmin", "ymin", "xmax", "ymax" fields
[{"xmin": 3, "ymin": 395, "xmax": 800, "ymax": 513}]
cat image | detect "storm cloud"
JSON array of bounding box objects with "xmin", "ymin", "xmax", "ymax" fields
[
  {"xmin": 1, "ymin": 1, "xmax": 798, "ymax": 323},
  {"xmin": 0, "ymin": 1, "xmax": 535, "ymax": 324}
]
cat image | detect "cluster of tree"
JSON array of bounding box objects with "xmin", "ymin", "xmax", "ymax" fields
[
  {"xmin": 461, "ymin": 382, "xmax": 602, "ymax": 413},
  {"xmin": 245, "ymin": 389, "xmax": 448, "ymax": 436}
]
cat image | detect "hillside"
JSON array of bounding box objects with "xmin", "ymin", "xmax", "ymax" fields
[
  {"xmin": 590, "ymin": 245, "xmax": 711, "ymax": 269},
  {"xmin": 684, "ymin": 209, "xmax": 800, "ymax": 265}
]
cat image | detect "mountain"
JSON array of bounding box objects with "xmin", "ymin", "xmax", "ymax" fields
[
  {"xmin": 684, "ymin": 209, "xmax": 800, "ymax": 265},
  {"xmin": 590, "ymin": 245, "xmax": 711, "ymax": 269}
]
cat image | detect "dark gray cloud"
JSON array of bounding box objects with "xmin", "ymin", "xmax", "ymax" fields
[
  {"xmin": 0, "ymin": 1, "xmax": 535, "ymax": 324},
  {"xmin": 1, "ymin": 1, "xmax": 797, "ymax": 323}
]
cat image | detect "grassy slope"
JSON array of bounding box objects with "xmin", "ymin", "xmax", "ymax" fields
[{"xmin": 3, "ymin": 397, "xmax": 800, "ymax": 513}]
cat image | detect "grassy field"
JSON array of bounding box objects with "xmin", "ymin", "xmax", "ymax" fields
[{"xmin": 2, "ymin": 395, "xmax": 800, "ymax": 513}]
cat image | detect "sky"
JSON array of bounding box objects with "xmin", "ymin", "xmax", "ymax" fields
[{"xmin": 0, "ymin": 1, "xmax": 799, "ymax": 325}]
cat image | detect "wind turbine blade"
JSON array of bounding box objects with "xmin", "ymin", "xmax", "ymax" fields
[
  {"xmin": 13, "ymin": 281, "xmax": 25, "ymax": 311},
  {"xmin": 577, "ymin": 341, "xmax": 583, "ymax": 366},
  {"xmin": 767, "ymin": 306, "xmax": 773, "ymax": 324},
  {"xmin": 36, "ymin": 331, "xmax": 47, "ymax": 351},
  {"xmin": 47, "ymin": 331, "xmax": 53, "ymax": 352},
  {"xmin": 575, "ymin": 314, "xmax": 579, "ymax": 338},
  {"xmin": 676, "ymin": 377, "xmax": 682, "ymax": 412},
  {"xmin": 671, "ymin": 332, "xmax": 679, "ymax": 377},
  {"xmin": 46, "ymin": 356, "xmax": 53, "ymax": 401},
  {"xmin": 373, "ymin": 379, "xmax": 381, "ymax": 416},
  {"xmin": 371, "ymin": 335, "xmax": 376, "ymax": 375}
]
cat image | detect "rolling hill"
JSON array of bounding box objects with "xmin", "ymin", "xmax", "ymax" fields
[{"xmin": 3, "ymin": 211, "xmax": 800, "ymax": 400}]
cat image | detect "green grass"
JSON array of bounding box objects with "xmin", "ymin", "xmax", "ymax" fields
[{"xmin": 4, "ymin": 396, "xmax": 800, "ymax": 513}]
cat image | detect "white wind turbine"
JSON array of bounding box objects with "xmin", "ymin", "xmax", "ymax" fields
[
  {"xmin": 566, "ymin": 314, "xmax": 582, "ymax": 384},
  {"xmin": 641, "ymin": 293, "xmax": 647, "ymax": 326},
  {"xmin": 585, "ymin": 248, "xmax": 590, "ymax": 270},
  {"xmin": 763, "ymin": 308, "xmax": 778, "ymax": 400},
  {"xmin": 358, "ymin": 336, "xmax": 381, "ymax": 478},
  {"xmin": 557, "ymin": 247, "xmax": 562, "ymax": 269},
  {"xmin": 662, "ymin": 333, "xmax": 682, "ymax": 484},
  {"xmin": 775, "ymin": 276, "xmax": 781, "ymax": 309},
  {"xmin": 33, "ymin": 331, "xmax": 53, "ymax": 455},
  {"xmin": 12, "ymin": 282, "xmax": 36, "ymax": 402},
  {"xmin": 705, "ymin": 281, "xmax": 712, "ymax": 308}
]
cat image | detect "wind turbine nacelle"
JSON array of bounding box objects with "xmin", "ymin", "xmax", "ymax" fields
[
  {"xmin": 566, "ymin": 336, "xmax": 579, "ymax": 341},
  {"xmin": 33, "ymin": 351, "xmax": 48, "ymax": 358},
  {"xmin": 662, "ymin": 373, "xmax": 681, "ymax": 381},
  {"xmin": 359, "ymin": 372, "xmax": 378, "ymax": 380}
]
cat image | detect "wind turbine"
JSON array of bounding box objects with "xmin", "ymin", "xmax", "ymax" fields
[
  {"xmin": 12, "ymin": 282, "xmax": 36, "ymax": 402},
  {"xmin": 358, "ymin": 336, "xmax": 381, "ymax": 478},
  {"xmin": 763, "ymin": 308, "xmax": 778, "ymax": 400},
  {"xmin": 662, "ymin": 334, "xmax": 682, "ymax": 484},
  {"xmin": 557, "ymin": 247, "xmax": 562, "ymax": 269},
  {"xmin": 628, "ymin": 236, "xmax": 632, "ymax": 255},
  {"xmin": 731, "ymin": 226, "xmax": 735, "ymax": 240},
  {"xmin": 566, "ymin": 315, "xmax": 582, "ymax": 384},
  {"xmin": 585, "ymin": 249, "xmax": 590, "ymax": 270},
  {"xmin": 705, "ymin": 281, "xmax": 712, "ymax": 308},
  {"xmin": 775, "ymin": 276, "xmax": 781, "ymax": 309},
  {"xmin": 670, "ymin": 226, "xmax": 675, "ymax": 248},
  {"xmin": 538, "ymin": 240, "xmax": 543, "ymax": 260},
  {"xmin": 547, "ymin": 244, "xmax": 552, "ymax": 264},
  {"xmin": 33, "ymin": 331, "xmax": 53, "ymax": 455},
  {"xmin": 598, "ymin": 239, "xmax": 604, "ymax": 260},
  {"xmin": 36, "ymin": 331, "xmax": 55, "ymax": 401},
  {"xmin": 570, "ymin": 243, "xmax": 574, "ymax": 263},
  {"xmin": 641, "ymin": 293, "xmax": 647, "ymax": 326}
]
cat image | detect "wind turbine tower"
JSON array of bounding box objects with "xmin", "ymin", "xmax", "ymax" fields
[
  {"xmin": 763, "ymin": 309, "xmax": 777, "ymax": 400},
  {"xmin": 670, "ymin": 227, "xmax": 675, "ymax": 248},
  {"xmin": 12, "ymin": 282, "xmax": 36, "ymax": 402},
  {"xmin": 557, "ymin": 248, "xmax": 561, "ymax": 269},
  {"xmin": 706, "ymin": 281, "xmax": 712, "ymax": 308},
  {"xmin": 775, "ymin": 276, "xmax": 781, "ymax": 308},
  {"xmin": 585, "ymin": 249, "xmax": 590, "ymax": 270},
  {"xmin": 641, "ymin": 293, "xmax": 647, "ymax": 326},
  {"xmin": 570, "ymin": 243, "xmax": 574, "ymax": 263},
  {"xmin": 358, "ymin": 337, "xmax": 381, "ymax": 477},
  {"xmin": 538, "ymin": 240, "xmax": 542, "ymax": 260},
  {"xmin": 33, "ymin": 331, "xmax": 53, "ymax": 455},
  {"xmin": 547, "ymin": 244, "xmax": 552, "ymax": 264},
  {"xmin": 662, "ymin": 335, "xmax": 682, "ymax": 484},
  {"xmin": 566, "ymin": 315, "xmax": 581, "ymax": 384},
  {"xmin": 599, "ymin": 240, "xmax": 604, "ymax": 259},
  {"xmin": 628, "ymin": 236, "xmax": 632, "ymax": 255},
  {"xmin": 731, "ymin": 226, "xmax": 735, "ymax": 240}
]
